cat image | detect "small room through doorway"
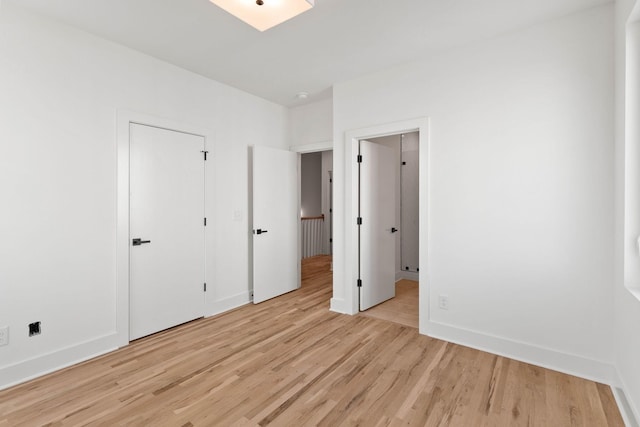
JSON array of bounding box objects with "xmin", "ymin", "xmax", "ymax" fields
[{"xmin": 359, "ymin": 132, "xmax": 419, "ymax": 328}]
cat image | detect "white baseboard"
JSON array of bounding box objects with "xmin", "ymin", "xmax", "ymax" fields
[
  {"xmin": 206, "ymin": 291, "xmax": 251, "ymax": 317},
  {"xmin": 613, "ymin": 372, "xmax": 640, "ymax": 427},
  {"xmin": 426, "ymin": 320, "xmax": 617, "ymax": 386},
  {"xmin": 1, "ymin": 293, "xmax": 250, "ymax": 392},
  {"xmin": 3, "ymin": 302, "xmax": 633, "ymax": 427},
  {"xmin": 397, "ymin": 270, "xmax": 419, "ymax": 281},
  {"xmin": 0, "ymin": 332, "xmax": 120, "ymax": 391}
]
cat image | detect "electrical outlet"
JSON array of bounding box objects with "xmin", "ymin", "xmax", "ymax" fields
[
  {"xmin": 29, "ymin": 322, "xmax": 41, "ymax": 337},
  {"xmin": 0, "ymin": 326, "xmax": 8, "ymax": 346},
  {"xmin": 438, "ymin": 295, "xmax": 449, "ymax": 310}
]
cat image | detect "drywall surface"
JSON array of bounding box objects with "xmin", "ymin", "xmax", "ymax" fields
[
  {"xmin": 333, "ymin": 5, "xmax": 615, "ymax": 381},
  {"xmin": 289, "ymin": 98, "xmax": 333, "ymax": 146},
  {"xmin": 0, "ymin": 2, "xmax": 288, "ymax": 388}
]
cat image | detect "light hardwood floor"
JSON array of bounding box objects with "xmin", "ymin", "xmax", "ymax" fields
[
  {"xmin": 360, "ymin": 279, "xmax": 419, "ymax": 328},
  {"xmin": 0, "ymin": 255, "xmax": 624, "ymax": 426}
]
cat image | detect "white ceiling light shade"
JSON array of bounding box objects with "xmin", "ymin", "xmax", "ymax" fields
[{"xmin": 210, "ymin": 0, "xmax": 315, "ymax": 32}]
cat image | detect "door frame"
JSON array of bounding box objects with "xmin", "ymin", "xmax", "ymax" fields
[
  {"xmin": 116, "ymin": 110, "xmax": 214, "ymax": 347},
  {"xmin": 340, "ymin": 118, "xmax": 430, "ymax": 334}
]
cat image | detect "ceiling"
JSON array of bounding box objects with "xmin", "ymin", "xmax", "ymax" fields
[{"xmin": 13, "ymin": 0, "xmax": 611, "ymax": 107}]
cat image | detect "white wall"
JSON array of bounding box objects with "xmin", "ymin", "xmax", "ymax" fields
[
  {"xmin": 0, "ymin": 2, "xmax": 289, "ymax": 388},
  {"xmin": 332, "ymin": 5, "xmax": 615, "ymax": 383},
  {"xmin": 614, "ymin": 0, "xmax": 640, "ymax": 423},
  {"xmin": 289, "ymin": 98, "xmax": 333, "ymax": 147}
]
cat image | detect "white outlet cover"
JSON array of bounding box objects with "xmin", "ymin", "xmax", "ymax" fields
[{"xmin": 438, "ymin": 295, "xmax": 449, "ymax": 310}]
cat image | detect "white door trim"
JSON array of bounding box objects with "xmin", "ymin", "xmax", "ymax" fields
[
  {"xmin": 116, "ymin": 110, "xmax": 214, "ymax": 347},
  {"xmin": 337, "ymin": 117, "xmax": 430, "ymax": 335}
]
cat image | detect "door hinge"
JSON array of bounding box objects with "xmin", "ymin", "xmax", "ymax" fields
[
  {"xmin": 201, "ymin": 150, "xmax": 209, "ymax": 161},
  {"xmin": 204, "ymin": 283, "xmax": 207, "ymax": 292},
  {"xmin": 357, "ymin": 154, "xmax": 363, "ymax": 163},
  {"xmin": 357, "ymin": 217, "xmax": 362, "ymax": 225},
  {"xmin": 357, "ymin": 279, "xmax": 362, "ymax": 288},
  {"xmin": 204, "ymin": 217, "xmax": 207, "ymax": 226}
]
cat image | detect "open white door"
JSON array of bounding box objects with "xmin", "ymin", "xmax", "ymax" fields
[
  {"xmin": 359, "ymin": 140, "xmax": 396, "ymax": 310},
  {"xmin": 130, "ymin": 123, "xmax": 205, "ymax": 340},
  {"xmin": 252, "ymin": 146, "xmax": 298, "ymax": 304}
]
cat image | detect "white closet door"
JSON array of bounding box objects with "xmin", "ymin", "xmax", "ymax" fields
[
  {"xmin": 130, "ymin": 123, "xmax": 205, "ymax": 340},
  {"xmin": 359, "ymin": 140, "xmax": 396, "ymax": 310}
]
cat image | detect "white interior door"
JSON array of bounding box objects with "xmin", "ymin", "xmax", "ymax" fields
[
  {"xmin": 252, "ymin": 146, "xmax": 298, "ymax": 304},
  {"xmin": 359, "ymin": 140, "xmax": 396, "ymax": 310},
  {"xmin": 130, "ymin": 123, "xmax": 205, "ymax": 340}
]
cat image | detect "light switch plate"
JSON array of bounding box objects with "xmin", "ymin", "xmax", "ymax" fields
[
  {"xmin": 0, "ymin": 326, "xmax": 9, "ymax": 346},
  {"xmin": 438, "ymin": 295, "xmax": 449, "ymax": 310}
]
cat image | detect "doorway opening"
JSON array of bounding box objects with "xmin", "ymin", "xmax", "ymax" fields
[
  {"xmin": 300, "ymin": 150, "xmax": 333, "ymax": 291},
  {"xmin": 337, "ymin": 117, "xmax": 428, "ymax": 333},
  {"xmin": 357, "ymin": 132, "xmax": 419, "ymax": 329}
]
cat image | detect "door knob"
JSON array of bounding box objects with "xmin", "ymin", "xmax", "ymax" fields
[
  {"xmin": 254, "ymin": 229, "xmax": 269, "ymax": 235},
  {"xmin": 132, "ymin": 238, "xmax": 151, "ymax": 246},
  {"xmin": 391, "ymin": 227, "xmax": 398, "ymax": 233}
]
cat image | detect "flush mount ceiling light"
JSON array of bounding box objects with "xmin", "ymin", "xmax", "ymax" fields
[{"xmin": 210, "ymin": 0, "xmax": 315, "ymax": 32}]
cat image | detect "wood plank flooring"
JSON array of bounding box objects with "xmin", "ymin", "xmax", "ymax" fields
[
  {"xmin": 0, "ymin": 255, "xmax": 624, "ymax": 426},
  {"xmin": 360, "ymin": 279, "xmax": 419, "ymax": 328}
]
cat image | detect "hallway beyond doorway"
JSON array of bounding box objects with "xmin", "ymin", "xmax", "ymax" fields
[{"xmin": 301, "ymin": 254, "xmax": 332, "ymax": 288}]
